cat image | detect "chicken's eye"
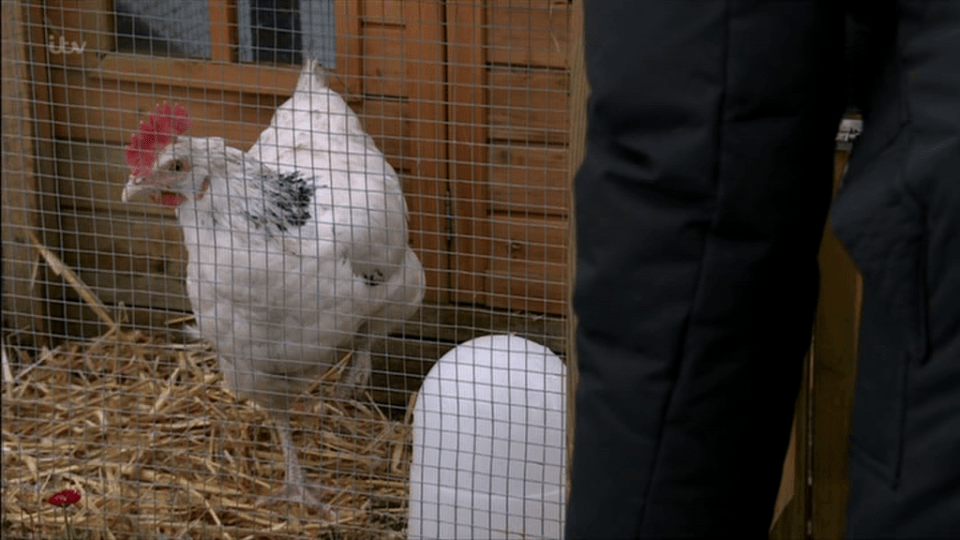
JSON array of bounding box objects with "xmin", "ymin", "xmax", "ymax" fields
[{"xmin": 169, "ymin": 159, "xmax": 185, "ymax": 172}]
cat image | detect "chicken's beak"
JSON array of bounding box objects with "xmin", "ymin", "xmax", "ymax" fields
[{"xmin": 122, "ymin": 175, "xmax": 158, "ymax": 203}]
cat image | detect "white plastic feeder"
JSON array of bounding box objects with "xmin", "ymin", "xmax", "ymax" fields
[{"xmin": 407, "ymin": 334, "xmax": 567, "ymax": 539}]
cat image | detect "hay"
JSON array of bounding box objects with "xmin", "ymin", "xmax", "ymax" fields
[{"xmin": 1, "ymin": 326, "xmax": 413, "ymax": 540}]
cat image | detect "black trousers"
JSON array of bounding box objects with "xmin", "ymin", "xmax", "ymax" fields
[{"xmin": 566, "ymin": 1, "xmax": 960, "ymax": 538}]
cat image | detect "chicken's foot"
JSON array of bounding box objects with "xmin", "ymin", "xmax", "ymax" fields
[{"xmin": 256, "ymin": 410, "xmax": 336, "ymax": 521}]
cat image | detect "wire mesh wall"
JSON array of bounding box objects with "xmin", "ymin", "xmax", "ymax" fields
[{"xmin": 2, "ymin": 0, "xmax": 576, "ymax": 538}]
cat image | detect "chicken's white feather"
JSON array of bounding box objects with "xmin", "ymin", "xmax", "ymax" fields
[{"xmin": 122, "ymin": 58, "xmax": 425, "ymax": 509}]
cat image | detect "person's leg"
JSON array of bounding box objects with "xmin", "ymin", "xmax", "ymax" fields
[
  {"xmin": 567, "ymin": 2, "xmax": 845, "ymax": 537},
  {"xmin": 835, "ymin": 2, "xmax": 960, "ymax": 537}
]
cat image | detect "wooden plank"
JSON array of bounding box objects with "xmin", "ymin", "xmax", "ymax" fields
[
  {"xmin": 359, "ymin": 98, "xmax": 411, "ymax": 171},
  {"xmin": 48, "ymin": 68, "xmax": 284, "ymax": 147},
  {"xmin": 362, "ymin": 0, "xmax": 405, "ymax": 26},
  {"xmin": 487, "ymin": 264, "xmax": 567, "ymax": 314},
  {"xmin": 489, "ymin": 144, "xmax": 569, "ymax": 216},
  {"xmin": 1, "ymin": 0, "xmax": 47, "ymax": 339},
  {"xmin": 24, "ymin": 0, "xmax": 65, "ymax": 339},
  {"xmin": 447, "ymin": 0, "xmax": 490, "ymax": 306},
  {"xmin": 489, "ymin": 216, "xmax": 567, "ymax": 267},
  {"xmin": 489, "ymin": 66, "xmax": 569, "ymax": 145},
  {"xmin": 485, "ymin": 215, "xmax": 568, "ymax": 314},
  {"xmin": 58, "ymin": 211, "xmax": 190, "ymax": 310},
  {"xmin": 98, "ymin": 52, "xmax": 359, "ymax": 99},
  {"xmin": 336, "ymin": 0, "xmax": 364, "ymax": 97},
  {"xmin": 362, "ymin": 25, "xmax": 406, "ymax": 97},
  {"xmin": 63, "ymin": 304, "xmax": 191, "ymax": 340},
  {"xmin": 810, "ymin": 149, "xmax": 863, "ymax": 539},
  {"xmin": 400, "ymin": 302, "xmax": 567, "ymax": 356},
  {"xmin": 208, "ymin": 0, "xmax": 237, "ymax": 63},
  {"xmin": 99, "ymin": 56, "xmax": 305, "ymax": 95},
  {"xmin": 53, "ymin": 141, "xmax": 158, "ymax": 213},
  {"xmin": 401, "ymin": 0, "xmax": 447, "ymax": 304},
  {"xmin": 565, "ymin": 0, "xmax": 584, "ymax": 486},
  {"xmin": 488, "ymin": 0, "xmax": 572, "ymax": 68},
  {"xmin": 55, "ymin": 208, "xmax": 190, "ymax": 336},
  {"xmin": 60, "ymin": 266, "xmax": 191, "ymax": 316}
]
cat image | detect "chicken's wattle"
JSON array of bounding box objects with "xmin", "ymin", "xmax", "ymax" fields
[{"xmin": 160, "ymin": 191, "xmax": 187, "ymax": 208}]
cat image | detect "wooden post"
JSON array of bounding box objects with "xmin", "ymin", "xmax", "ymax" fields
[
  {"xmin": 809, "ymin": 144, "xmax": 863, "ymax": 539},
  {"xmin": 208, "ymin": 0, "xmax": 237, "ymax": 63},
  {"xmin": 771, "ymin": 120, "xmax": 864, "ymax": 539},
  {"xmin": 769, "ymin": 357, "xmax": 812, "ymax": 538},
  {"xmin": 566, "ymin": 0, "xmax": 586, "ymax": 492},
  {"xmin": 447, "ymin": 0, "xmax": 489, "ymax": 307},
  {"xmin": 2, "ymin": 0, "xmax": 47, "ymax": 344}
]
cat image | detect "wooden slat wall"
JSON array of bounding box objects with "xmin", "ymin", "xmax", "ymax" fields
[
  {"xmin": 359, "ymin": 0, "xmax": 447, "ymax": 304},
  {"xmin": 488, "ymin": 0, "xmax": 572, "ymax": 69},
  {"xmin": 453, "ymin": 0, "xmax": 574, "ymax": 314},
  {"xmin": 488, "ymin": 67, "xmax": 570, "ymax": 145},
  {"xmin": 27, "ymin": 0, "xmax": 575, "ymax": 411},
  {"xmin": 44, "ymin": 0, "xmax": 310, "ymax": 336},
  {"xmin": 489, "ymin": 145, "xmax": 570, "ymax": 212},
  {"xmin": 40, "ymin": 0, "xmax": 446, "ymax": 338},
  {"xmin": 35, "ymin": 0, "xmax": 577, "ymax": 335},
  {"xmin": 448, "ymin": 0, "xmax": 490, "ymax": 307}
]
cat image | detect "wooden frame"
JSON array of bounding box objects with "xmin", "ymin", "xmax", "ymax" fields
[{"xmin": 1, "ymin": 0, "xmax": 47, "ymax": 342}]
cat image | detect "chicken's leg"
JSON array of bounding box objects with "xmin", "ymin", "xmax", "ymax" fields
[
  {"xmin": 258, "ymin": 410, "xmax": 334, "ymax": 519},
  {"xmin": 338, "ymin": 332, "xmax": 372, "ymax": 398}
]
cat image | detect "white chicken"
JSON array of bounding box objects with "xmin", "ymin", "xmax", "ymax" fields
[{"xmin": 121, "ymin": 59, "xmax": 425, "ymax": 511}]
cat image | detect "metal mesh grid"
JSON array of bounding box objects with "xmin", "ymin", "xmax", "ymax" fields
[{"xmin": 2, "ymin": 1, "xmax": 575, "ymax": 538}]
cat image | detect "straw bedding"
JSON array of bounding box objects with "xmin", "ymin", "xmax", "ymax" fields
[{"xmin": 1, "ymin": 325, "xmax": 414, "ymax": 540}]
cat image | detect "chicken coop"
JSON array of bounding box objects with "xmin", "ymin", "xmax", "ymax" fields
[
  {"xmin": 2, "ymin": 0, "xmax": 579, "ymax": 538},
  {"xmin": 3, "ymin": 0, "xmax": 865, "ymax": 539}
]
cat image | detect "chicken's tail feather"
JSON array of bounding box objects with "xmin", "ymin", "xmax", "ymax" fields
[{"xmin": 298, "ymin": 53, "xmax": 330, "ymax": 92}]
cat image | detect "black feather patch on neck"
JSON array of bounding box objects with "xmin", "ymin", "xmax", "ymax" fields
[{"xmin": 242, "ymin": 170, "xmax": 314, "ymax": 233}]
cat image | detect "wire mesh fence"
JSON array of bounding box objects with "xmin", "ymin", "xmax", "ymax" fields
[{"xmin": 2, "ymin": 1, "xmax": 576, "ymax": 538}]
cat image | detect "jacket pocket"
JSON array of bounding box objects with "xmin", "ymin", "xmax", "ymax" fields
[{"xmin": 833, "ymin": 139, "xmax": 928, "ymax": 487}]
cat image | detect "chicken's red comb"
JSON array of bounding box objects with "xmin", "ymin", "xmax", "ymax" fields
[{"xmin": 125, "ymin": 102, "xmax": 191, "ymax": 178}]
